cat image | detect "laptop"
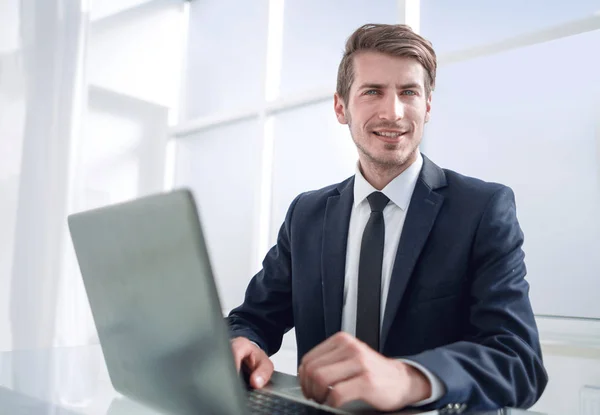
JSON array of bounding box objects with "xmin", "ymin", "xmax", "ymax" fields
[{"xmin": 68, "ymin": 189, "xmax": 363, "ymax": 415}]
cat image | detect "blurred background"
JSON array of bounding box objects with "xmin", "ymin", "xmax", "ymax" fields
[{"xmin": 0, "ymin": 0, "xmax": 599, "ymax": 414}]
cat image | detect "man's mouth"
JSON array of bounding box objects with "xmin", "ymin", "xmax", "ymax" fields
[
  {"xmin": 371, "ymin": 130, "xmax": 408, "ymax": 143},
  {"xmin": 373, "ymin": 131, "xmax": 404, "ymax": 138}
]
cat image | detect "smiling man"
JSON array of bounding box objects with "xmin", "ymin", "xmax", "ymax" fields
[{"xmin": 227, "ymin": 24, "xmax": 548, "ymax": 412}]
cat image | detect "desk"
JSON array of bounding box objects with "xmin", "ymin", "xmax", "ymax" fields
[
  {"xmin": 0, "ymin": 346, "xmax": 546, "ymax": 415},
  {"xmin": 0, "ymin": 345, "xmax": 158, "ymax": 414}
]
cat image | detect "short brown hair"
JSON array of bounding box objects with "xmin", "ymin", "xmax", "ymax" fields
[{"xmin": 336, "ymin": 24, "xmax": 437, "ymax": 103}]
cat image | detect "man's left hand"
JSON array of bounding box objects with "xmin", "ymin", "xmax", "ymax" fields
[{"xmin": 297, "ymin": 332, "xmax": 432, "ymax": 411}]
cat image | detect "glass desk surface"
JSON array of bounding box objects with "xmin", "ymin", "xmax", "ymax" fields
[{"xmin": 0, "ymin": 345, "xmax": 546, "ymax": 415}]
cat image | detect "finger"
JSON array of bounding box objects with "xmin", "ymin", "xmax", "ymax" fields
[
  {"xmin": 231, "ymin": 338, "xmax": 257, "ymax": 372},
  {"xmin": 303, "ymin": 345, "xmax": 357, "ymax": 401},
  {"xmin": 242, "ymin": 350, "xmax": 257, "ymax": 371},
  {"xmin": 249, "ymin": 350, "xmax": 274, "ymax": 389},
  {"xmin": 231, "ymin": 342, "xmax": 248, "ymax": 372},
  {"xmin": 325, "ymin": 375, "xmax": 370, "ymax": 409},
  {"xmin": 300, "ymin": 347, "xmax": 341, "ymax": 399},
  {"xmin": 305, "ymin": 341, "xmax": 355, "ymax": 375},
  {"xmin": 302, "ymin": 333, "xmax": 365, "ymax": 400},
  {"xmin": 307, "ymin": 358, "xmax": 362, "ymax": 404},
  {"xmin": 299, "ymin": 333, "xmax": 354, "ymax": 397},
  {"xmin": 300, "ymin": 332, "xmax": 348, "ymax": 367},
  {"xmin": 300, "ymin": 348, "xmax": 344, "ymax": 399}
]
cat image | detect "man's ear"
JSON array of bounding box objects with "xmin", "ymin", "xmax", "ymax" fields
[
  {"xmin": 424, "ymin": 92, "xmax": 432, "ymax": 123},
  {"xmin": 334, "ymin": 93, "xmax": 348, "ymax": 125}
]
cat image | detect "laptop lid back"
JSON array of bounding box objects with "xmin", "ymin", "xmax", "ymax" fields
[{"xmin": 68, "ymin": 189, "xmax": 246, "ymax": 415}]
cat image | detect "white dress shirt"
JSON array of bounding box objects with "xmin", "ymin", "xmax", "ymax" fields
[{"xmin": 340, "ymin": 153, "xmax": 445, "ymax": 406}]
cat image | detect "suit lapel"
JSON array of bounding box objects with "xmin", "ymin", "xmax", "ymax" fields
[
  {"xmin": 321, "ymin": 177, "xmax": 354, "ymax": 338},
  {"xmin": 380, "ymin": 155, "xmax": 447, "ymax": 348}
]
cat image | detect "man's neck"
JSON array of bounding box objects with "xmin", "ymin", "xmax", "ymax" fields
[{"xmin": 359, "ymin": 153, "xmax": 418, "ymax": 190}]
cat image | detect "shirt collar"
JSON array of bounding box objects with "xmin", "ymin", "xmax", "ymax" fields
[{"xmin": 353, "ymin": 152, "xmax": 423, "ymax": 211}]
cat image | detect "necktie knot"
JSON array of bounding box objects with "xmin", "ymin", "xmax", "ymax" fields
[{"xmin": 367, "ymin": 192, "xmax": 389, "ymax": 213}]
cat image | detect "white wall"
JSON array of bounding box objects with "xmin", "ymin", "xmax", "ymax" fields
[
  {"xmin": 531, "ymin": 318, "xmax": 600, "ymax": 414},
  {"xmin": 534, "ymin": 349, "xmax": 600, "ymax": 415}
]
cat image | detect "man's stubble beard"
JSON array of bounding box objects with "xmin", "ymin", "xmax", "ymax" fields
[
  {"xmin": 345, "ymin": 108, "xmax": 421, "ymax": 170},
  {"xmin": 348, "ymin": 123, "xmax": 418, "ymax": 169}
]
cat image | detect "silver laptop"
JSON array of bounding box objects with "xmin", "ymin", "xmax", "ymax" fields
[{"xmin": 68, "ymin": 189, "xmax": 358, "ymax": 415}]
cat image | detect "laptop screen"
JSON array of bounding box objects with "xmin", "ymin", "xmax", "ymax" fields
[{"xmin": 68, "ymin": 189, "xmax": 247, "ymax": 415}]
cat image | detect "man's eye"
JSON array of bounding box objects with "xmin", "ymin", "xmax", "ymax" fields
[
  {"xmin": 402, "ymin": 90, "xmax": 416, "ymax": 96},
  {"xmin": 364, "ymin": 90, "xmax": 379, "ymax": 95}
]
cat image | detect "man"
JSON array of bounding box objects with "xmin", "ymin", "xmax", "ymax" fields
[{"xmin": 227, "ymin": 23, "xmax": 548, "ymax": 412}]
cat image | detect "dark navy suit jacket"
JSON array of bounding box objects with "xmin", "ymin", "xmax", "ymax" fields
[{"xmin": 227, "ymin": 154, "xmax": 548, "ymax": 410}]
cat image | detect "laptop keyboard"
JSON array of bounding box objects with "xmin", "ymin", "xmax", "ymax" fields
[{"xmin": 247, "ymin": 389, "xmax": 337, "ymax": 414}]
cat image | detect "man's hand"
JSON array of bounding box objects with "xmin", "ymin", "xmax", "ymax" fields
[
  {"xmin": 298, "ymin": 332, "xmax": 432, "ymax": 411},
  {"xmin": 230, "ymin": 337, "xmax": 274, "ymax": 389}
]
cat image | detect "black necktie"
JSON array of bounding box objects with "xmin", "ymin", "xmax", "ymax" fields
[{"xmin": 356, "ymin": 191, "xmax": 389, "ymax": 351}]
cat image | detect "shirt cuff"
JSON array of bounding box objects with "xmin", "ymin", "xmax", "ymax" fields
[{"xmin": 399, "ymin": 358, "xmax": 446, "ymax": 406}]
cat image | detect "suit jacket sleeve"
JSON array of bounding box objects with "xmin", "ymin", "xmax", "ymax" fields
[
  {"xmin": 404, "ymin": 186, "xmax": 548, "ymax": 411},
  {"xmin": 225, "ymin": 194, "xmax": 300, "ymax": 356}
]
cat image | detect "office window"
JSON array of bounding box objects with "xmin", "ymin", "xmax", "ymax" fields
[
  {"xmin": 55, "ymin": 0, "xmax": 185, "ymax": 348},
  {"xmin": 90, "ymin": 0, "xmax": 158, "ymax": 20},
  {"xmin": 75, "ymin": 87, "xmax": 169, "ymax": 211},
  {"xmin": 278, "ymin": 0, "xmax": 397, "ymax": 98},
  {"xmin": 421, "ymin": 0, "xmax": 600, "ymax": 55},
  {"xmin": 88, "ymin": 0, "xmax": 186, "ymax": 109},
  {"xmin": 270, "ymin": 101, "xmax": 357, "ymax": 244},
  {"xmin": 184, "ymin": 0, "xmax": 269, "ymax": 119},
  {"xmin": 174, "ymin": 119, "xmax": 264, "ymax": 311}
]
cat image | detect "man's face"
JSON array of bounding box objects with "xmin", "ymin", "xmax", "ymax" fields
[{"xmin": 334, "ymin": 52, "xmax": 431, "ymax": 169}]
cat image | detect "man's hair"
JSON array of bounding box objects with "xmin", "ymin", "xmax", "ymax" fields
[{"xmin": 336, "ymin": 24, "xmax": 437, "ymax": 104}]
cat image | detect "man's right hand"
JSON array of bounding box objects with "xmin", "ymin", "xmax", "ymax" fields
[{"xmin": 230, "ymin": 337, "xmax": 274, "ymax": 389}]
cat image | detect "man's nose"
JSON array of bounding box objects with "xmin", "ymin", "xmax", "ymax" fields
[{"xmin": 378, "ymin": 94, "xmax": 404, "ymax": 121}]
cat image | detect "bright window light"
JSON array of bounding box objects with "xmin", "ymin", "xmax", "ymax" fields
[{"xmin": 265, "ymin": 0, "xmax": 285, "ymax": 102}]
